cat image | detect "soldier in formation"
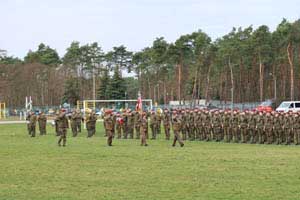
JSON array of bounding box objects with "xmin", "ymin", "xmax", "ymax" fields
[
  {"xmin": 140, "ymin": 112, "xmax": 148, "ymax": 146},
  {"xmin": 54, "ymin": 111, "xmax": 60, "ymax": 136},
  {"xmin": 70, "ymin": 109, "xmax": 84, "ymax": 137},
  {"xmin": 26, "ymin": 111, "xmax": 37, "ymax": 137},
  {"xmin": 104, "ymin": 110, "xmax": 115, "ymax": 146},
  {"xmin": 37, "ymin": 111, "xmax": 47, "ymax": 135},
  {"xmin": 86, "ymin": 110, "xmax": 97, "ymax": 138}
]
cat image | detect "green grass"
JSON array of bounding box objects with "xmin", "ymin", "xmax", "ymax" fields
[{"xmin": 1, "ymin": 123, "xmax": 300, "ymax": 200}]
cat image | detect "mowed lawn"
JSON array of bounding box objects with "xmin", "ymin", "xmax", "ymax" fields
[{"xmin": 1, "ymin": 123, "xmax": 300, "ymax": 200}]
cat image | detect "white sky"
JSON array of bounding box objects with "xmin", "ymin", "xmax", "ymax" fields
[{"xmin": 0, "ymin": 0, "xmax": 299, "ymax": 58}]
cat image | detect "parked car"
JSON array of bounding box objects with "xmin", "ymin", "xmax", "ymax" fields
[
  {"xmin": 255, "ymin": 100, "xmax": 275, "ymax": 112},
  {"xmin": 276, "ymin": 101, "xmax": 300, "ymax": 112}
]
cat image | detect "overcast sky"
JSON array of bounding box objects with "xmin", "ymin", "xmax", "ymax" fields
[{"xmin": 1, "ymin": 0, "xmax": 300, "ymax": 58}]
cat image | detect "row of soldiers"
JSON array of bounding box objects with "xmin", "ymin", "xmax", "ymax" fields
[
  {"xmin": 171, "ymin": 109, "xmax": 300, "ymax": 145},
  {"xmin": 26, "ymin": 111, "xmax": 47, "ymax": 137},
  {"xmin": 103, "ymin": 109, "xmax": 184, "ymax": 147},
  {"xmin": 103, "ymin": 108, "xmax": 300, "ymax": 146},
  {"xmin": 27, "ymin": 107, "xmax": 300, "ymax": 147}
]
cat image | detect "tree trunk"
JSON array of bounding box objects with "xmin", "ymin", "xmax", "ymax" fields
[
  {"xmin": 205, "ymin": 64, "xmax": 211, "ymax": 105},
  {"xmin": 192, "ymin": 68, "xmax": 198, "ymax": 106},
  {"xmin": 178, "ymin": 62, "xmax": 182, "ymax": 105},
  {"xmin": 163, "ymin": 80, "xmax": 167, "ymax": 105},
  {"xmin": 147, "ymin": 76, "xmax": 151, "ymax": 100},
  {"xmin": 259, "ymin": 54, "xmax": 264, "ymax": 102},
  {"xmin": 228, "ymin": 58, "xmax": 234, "ymax": 110},
  {"xmin": 287, "ymin": 42, "xmax": 294, "ymax": 100}
]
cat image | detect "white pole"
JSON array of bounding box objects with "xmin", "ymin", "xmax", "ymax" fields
[{"xmin": 30, "ymin": 96, "xmax": 32, "ymax": 111}]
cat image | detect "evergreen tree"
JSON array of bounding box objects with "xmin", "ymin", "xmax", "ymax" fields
[
  {"xmin": 107, "ymin": 67, "xmax": 126, "ymax": 99},
  {"xmin": 62, "ymin": 78, "xmax": 80, "ymax": 105},
  {"xmin": 97, "ymin": 69, "xmax": 110, "ymax": 99},
  {"xmin": 24, "ymin": 43, "xmax": 60, "ymax": 66}
]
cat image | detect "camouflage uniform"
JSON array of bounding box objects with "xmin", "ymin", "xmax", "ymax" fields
[
  {"xmin": 264, "ymin": 113, "xmax": 273, "ymax": 144},
  {"xmin": 57, "ymin": 112, "xmax": 69, "ymax": 146},
  {"xmin": 38, "ymin": 112, "xmax": 47, "ymax": 135},
  {"xmin": 222, "ymin": 112, "xmax": 231, "ymax": 142},
  {"xmin": 172, "ymin": 113, "xmax": 184, "ymax": 147},
  {"xmin": 54, "ymin": 112, "xmax": 60, "ymax": 136},
  {"xmin": 116, "ymin": 114, "xmax": 123, "ymax": 139},
  {"xmin": 273, "ymin": 113, "xmax": 283, "ymax": 144},
  {"xmin": 293, "ymin": 113, "xmax": 300, "ymax": 145},
  {"xmin": 86, "ymin": 112, "xmax": 97, "ymax": 137},
  {"xmin": 134, "ymin": 112, "xmax": 141, "ymax": 139},
  {"xmin": 231, "ymin": 112, "xmax": 239, "ymax": 143},
  {"xmin": 162, "ymin": 110, "xmax": 171, "ymax": 140},
  {"xmin": 156, "ymin": 113, "xmax": 162, "ymax": 135},
  {"xmin": 140, "ymin": 113, "xmax": 148, "ymax": 146},
  {"xmin": 122, "ymin": 112, "xmax": 128, "ymax": 139},
  {"xmin": 150, "ymin": 112, "xmax": 158, "ymax": 139},
  {"xmin": 194, "ymin": 111, "xmax": 201, "ymax": 140},
  {"xmin": 212, "ymin": 112, "xmax": 222, "ymax": 142},
  {"xmin": 248, "ymin": 112, "xmax": 256, "ymax": 144},
  {"xmin": 188, "ymin": 111, "xmax": 195, "ymax": 141},
  {"xmin": 104, "ymin": 113, "xmax": 114, "ymax": 146},
  {"xmin": 127, "ymin": 113, "xmax": 135, "ymax": 139},
  {"xmin": 70, "ymin": 111, "xmax": 78, "ymax": 137},
  {"xmin": 27, "ymin": 112, "xmax": 37, "ymax": 137},
  {"xmin": 256, "ymin": 113, "xmax": 265, "ymax": 144},
  {"xmin": 283, "ymin": 113, "xmax": 293, "ymax": 145},
  {"xmin": 239, "ymin": 113, "xmax": 248, "ymax": 143},
  {"xmin": 75, "ymin": 110, "xmax": 83, "ymax": 133},
  {"xmin": 200, "ymin": 111, "xmax": 207, "ymax": 141},
  {"xmin": 180, "ymin": 112, "xmax": 188, "ymax": 140}
]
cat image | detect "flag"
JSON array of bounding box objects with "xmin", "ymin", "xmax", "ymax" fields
[{"xmin": 136, "ymin": 91, "xmax": 142, "ymax": 112}]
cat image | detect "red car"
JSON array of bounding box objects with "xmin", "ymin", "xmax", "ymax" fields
[{"xmin": 255, "ymin": 100, "xmax": 275, "ymax": 112}]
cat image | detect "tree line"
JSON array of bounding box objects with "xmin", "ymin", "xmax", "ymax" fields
[{"xmin": 1, "ymin": 18, "xmax": 300, "ymax": 108}]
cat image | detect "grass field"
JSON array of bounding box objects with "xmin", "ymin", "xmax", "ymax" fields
[{"xmin": 1, "ymin": 123, "xmax": 300, "ymax": 200}]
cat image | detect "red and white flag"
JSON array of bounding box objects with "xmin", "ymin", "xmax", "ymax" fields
[{"xmin": 136, "ymin": 91, "xmax": 142, "ymax": 112}]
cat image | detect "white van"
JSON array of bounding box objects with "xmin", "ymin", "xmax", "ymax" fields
[{"xmin": 276, "ymin": 101, "xmax": 300, "ymax": 112}]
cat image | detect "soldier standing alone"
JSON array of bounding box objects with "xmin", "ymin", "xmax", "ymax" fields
[
  {"xmin": 171, "ymin": 111, "xmax": 184, "ymax": 147},
  {"xmin": 57, "ymin": 109, "xmax": 69, "ymax": 147}
]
